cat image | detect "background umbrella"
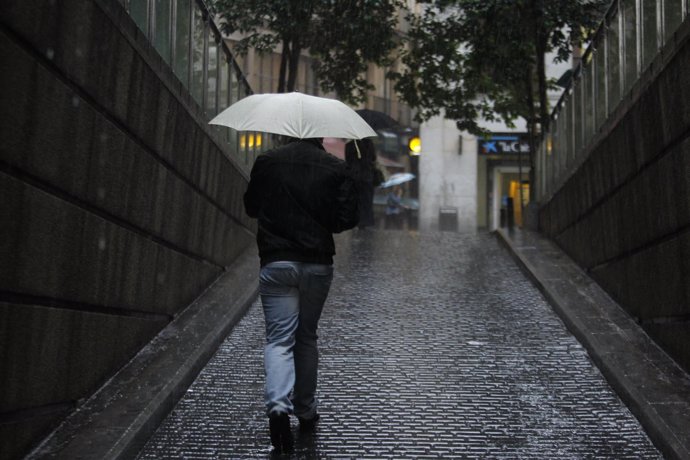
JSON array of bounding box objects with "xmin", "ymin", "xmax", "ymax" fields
[
  {"xmin": 355, "ymin": 109, "xmax": 400, "ymax": 131},
  {"xmin": 209, "ymin": 92, "xmax": 376, "ymax": 140},
  {"xmin": 379, "ymin": 172, "xmax": 415, "ymax": 188}
]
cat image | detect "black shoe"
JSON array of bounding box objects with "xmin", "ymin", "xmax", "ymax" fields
[
  {"xmin": 269, "ymin": 412, "xmax": 293, "ymax": 453},
  {"xmin": 298, "ymin": 413, "xmax": 320, "ymax": 432}
]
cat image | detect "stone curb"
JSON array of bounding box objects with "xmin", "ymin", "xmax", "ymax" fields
[
  {"xmin": 495, "ymin": 228, "xmax": 690, "ymax": 460},
  {"xmin": 26, "ymin": 248, "xmax": 260, "ymax": 460}
]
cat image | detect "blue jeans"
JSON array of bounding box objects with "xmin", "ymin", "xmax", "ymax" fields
[{"xmin": 259, "ymin": 261, "xmax": 334, "ymax": 418}]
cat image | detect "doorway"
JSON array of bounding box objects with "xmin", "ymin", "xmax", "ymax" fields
[{"xmin": 490, "ymin": 166, "xmax": 530, "ymax": 230}]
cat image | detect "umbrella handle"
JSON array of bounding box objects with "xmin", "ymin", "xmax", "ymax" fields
[{"xmin": 354, "ymin": 140, "xmax": 361, "ymax": 159}]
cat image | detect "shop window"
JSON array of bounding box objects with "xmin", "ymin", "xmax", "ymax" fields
[{"xmin": 509, "ymin": 180, "xmax": 530, "ymax": 228}]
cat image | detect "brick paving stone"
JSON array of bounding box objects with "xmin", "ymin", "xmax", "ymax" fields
[{"xmin": 137, "ymin": 230, "xmax": 662, "ymax": 459}]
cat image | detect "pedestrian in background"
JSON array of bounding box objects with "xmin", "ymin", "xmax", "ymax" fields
[
  {"xmin": 345, "ymin": 138, "xmax": 380, "ymax": 228},
  {"xmin": 385, "ymin": 185, "xmax": 406, "ymax": 229},
  {"xmin": 244, "ymin": 137, "xmax": 359, "ymax": 454}
]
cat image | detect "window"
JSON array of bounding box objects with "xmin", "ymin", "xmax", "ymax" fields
[
  {"xmin": 664, "ymin": 0, "xmax": 684, "ymax": 41},
  {"xmin": 191, "ymin": 6, "xmax": 205, "ymax": 106},
  {"xmin": 573, "ymin": 79, "xmax": 584, "ymax": 157},
  {"xmin": 606, "ymin": 13, "xmax": 621, "ymax": 114},
  {"xmin": 566, "ymin": 92, "xmax": 575, "ymax": 165},
  {"xmin": 551, "ymin": 112, "xmax": 560, "ymax": 164},
  {"xmin": 174, "ymin": 0, "xmax": 191, "ymax": 88},
  {"xmin": 206, "ymin": 30, "xmax": 219, "ymax": 117},
  {"xmin": 258, "ymin": 52, "xmax": 274, "ymax": 93},
  {"xmin": 219, "ymin": 52, "xmax": 230, "ymax": 114},
  {"xmin": 130, "ymin": 0, "xmax": 149, "ymax": 35},
  {"xmin": 561, "ymin": 98, "xmax": 572, "ymax": 165},
  {"xmin": 230, "ymin": 61, "xmax": 239, "ymax": 106},
  {"xmin": 594, "ymin": 41, "xmax": 608, "ymax": 129},
  {"xmin": 228, "ymin": 64, "xmax": 240, "ymax": 150},
  {"xmin": 622, "ymin": 0, "xmax": 638, "ymax": 94},
  {"xmin": 153, "ymin": 0, "xmax": 171, "ymax": 62},
  {"xmin": 583, "ymin": 58, "xmax": 595, "ymax": 141},
  {"xmin": 642, "ymin": 0, "xmax": 659, "ymax": 70}
]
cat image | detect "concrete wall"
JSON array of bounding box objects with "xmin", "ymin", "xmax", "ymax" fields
[
  {"xmin": 419, "ymin": 116, "xmax": 477, "ymax": 232},
  {"xmin": 0, "ymin": 1, "xmax": 255, "ymax": 458},
  {"xmin": 539, "ymin": 21, "xmax": 690, "ymax": 374}
]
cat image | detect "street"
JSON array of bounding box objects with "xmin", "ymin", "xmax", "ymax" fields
[{"xmin": 138, "ymin": 229, "xmax": 660, "ymax": 459}]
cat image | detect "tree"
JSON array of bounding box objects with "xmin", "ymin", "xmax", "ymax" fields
[
  {"xmin": 394, "ymin": 0, "xmax": 608, "ymax": 132},
  {"xmin": 212, "ymin": 0, "xmax": 402, "ymax": 104},
  {"xmin": 391, "ymin": 0, "xmax": 609, "ymax": 198},
  {"xmin": 392, "ymin": 3, "xmax": 525, "ymax": 135}
]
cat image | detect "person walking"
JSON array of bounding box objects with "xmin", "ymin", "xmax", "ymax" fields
[
  {"xmin": 243, "ymin": 137, "xmax": 359, "ymax": 454},
  {"xmin": 384, "ymin": 185, "xmax": 406, "ymax": 229}
]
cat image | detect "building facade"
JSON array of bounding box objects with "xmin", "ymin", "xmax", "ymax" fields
[{"xmin": 418, "ymin": 54, "xmax": 570, "ymax": 232}]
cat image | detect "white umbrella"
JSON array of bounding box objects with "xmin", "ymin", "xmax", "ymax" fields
[
  {"xmin": 379, "ymin": 172, "xmax": 416, "ymax": 188},
  {"xmin": 209, "ymin": 92, "xmax": 377, "ymax": 140}
]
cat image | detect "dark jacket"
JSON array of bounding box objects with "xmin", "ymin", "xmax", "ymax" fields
[{"xmin": 244, "ymin": 139, "xmax": 359, "ymax": 266}]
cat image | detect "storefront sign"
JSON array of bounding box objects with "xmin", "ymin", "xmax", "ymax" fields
[{"xmin": 478, "ymin": 133, "xmax": 530, "ymax": 155}]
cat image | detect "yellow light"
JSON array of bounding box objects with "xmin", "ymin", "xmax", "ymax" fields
[
  {"xmin": 546, "ymin": 135, "xmax": 553, "ymax": 156},
  {"xmin": 240, "ymin": 134, "xmax": 246, "ymax": 148},
  {"xmin": 408, "ymin": 136, "xmax": 421, "ymax": 155},
  {"xmin": 255, "ymin": 133, "xmax": 262, "ymax": 148}
]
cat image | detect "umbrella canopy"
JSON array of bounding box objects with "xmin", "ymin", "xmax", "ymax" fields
[
  {"xmin": 209, "ymin": 92, "xmax": 377, "ymax": 140},
  {"xmin": 356, "ymin": 109, "xmax": 400, "ymax": 131},
  {"xmin": 379, "ymin": 172, "xmax": 416, "ymax": 188}
]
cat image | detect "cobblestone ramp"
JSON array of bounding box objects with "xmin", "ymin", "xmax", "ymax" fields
[{"xmin": 137, "ymin": 230, "xmax": 661, "ymax": 459}]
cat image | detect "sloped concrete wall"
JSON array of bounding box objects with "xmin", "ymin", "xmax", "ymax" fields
[
  {"xmin": 0, "ymin": 1, "xmax": 255, "ymax": 458},
  {"xmin": 539, "ymin": 20, "xmax": 690, "ymax": 374}
]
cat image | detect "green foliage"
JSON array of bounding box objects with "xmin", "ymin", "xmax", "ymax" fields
[
  {"xmin": 310, "ymin": 1, "xmax": 400, "ymax": 104},
  {"xmin": 212, "ymin": 0, "xmax": 402, "ymax": 104},
  {"xmin": 392, "ymin": 0, "xmax": 609, "ymax": 135}
]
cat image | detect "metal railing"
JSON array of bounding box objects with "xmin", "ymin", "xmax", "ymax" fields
[
  {"xmin": 118, "ymin": 0, "xmax": 267, "ymax": 172},
  {"xmin": 536, "ymin": 0, "xmax": 689, "ymax": 201}
]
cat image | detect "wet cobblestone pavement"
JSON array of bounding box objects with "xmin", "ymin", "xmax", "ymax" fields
[{"xmin": 137, "ymin": 230, "xmax": 661, "ymax": 459}]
